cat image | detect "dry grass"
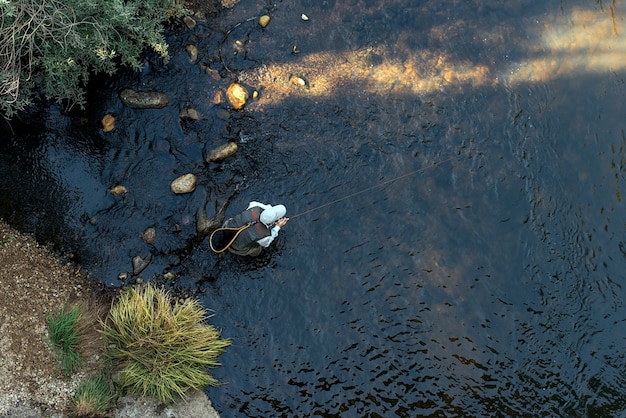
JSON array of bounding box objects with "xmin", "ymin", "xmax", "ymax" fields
[{"xmin": 100, "ymin": 284, "xmax": 231, "ymax": 404}]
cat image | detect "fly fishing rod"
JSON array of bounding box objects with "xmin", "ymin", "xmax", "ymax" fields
[{"xmin": 289, "ymin": 155, "xmax": 461, "ymax": 220}]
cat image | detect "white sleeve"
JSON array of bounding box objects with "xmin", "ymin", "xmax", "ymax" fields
[
  {"xmin": 256, "ymin": 226, "xmax": 281, "ymax": 247},
  {"xmin": 247, "ymin": 201, "xmax": 271, "ymax": 210}
]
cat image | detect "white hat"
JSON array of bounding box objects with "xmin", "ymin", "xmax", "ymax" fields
[{"xmin": 260, "ymin": 204, "xmax": 286, "ymax": 225}]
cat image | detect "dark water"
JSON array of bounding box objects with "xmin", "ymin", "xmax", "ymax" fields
[{"xmin": 1, "ymin": 0, "xmax": 625, "ymax": 416}]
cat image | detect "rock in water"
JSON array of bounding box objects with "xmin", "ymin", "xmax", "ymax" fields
[
  {"xmin": 119, "ymin": 89, "xmax": 169, "ymax": 109},
  {"xmin": 132, "ymin": 254, "xmax": 152, "ymax": 275},
  {"xmin": 186, "ymin": 44, "xmax": 199, "ymax": 63},
  {"xmin": 170, "ymin": 173, "xmax": 197, "ymax": 194},
  {"xmin": 207, "ymin": 142, "xmax": 238, "ymax": 162},
  {"xmin": 258, "ymin": 15, "xmax": 270, "ymax": 28},
  {"xmin": 226, "ymin": 83, "xmax": 249, "ymax": 110},
  {"xmin": 142, "ymin": 227, "xmax": 156, "ymax": 244},
  {"xmin": 101, "ymin": 114, "xmax": 115, "ymax": 132}
]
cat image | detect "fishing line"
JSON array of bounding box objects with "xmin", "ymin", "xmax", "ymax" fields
[
  {"xmin": 219, "ymin": 16, "xmax": 260, "ymax": 75},
  {"xmin": 289, "ymin": 155, "xmax": 461, "ymax": 220}
]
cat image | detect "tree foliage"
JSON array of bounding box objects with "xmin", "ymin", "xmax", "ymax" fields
[{"xmin": 0, "ymin": 0, "xmax": 186, "ymax": 119}]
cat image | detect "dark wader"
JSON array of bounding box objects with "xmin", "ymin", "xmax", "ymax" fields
[{"xmin": 222, "ymin": 207, "xmax": 270, "ymax": 256}]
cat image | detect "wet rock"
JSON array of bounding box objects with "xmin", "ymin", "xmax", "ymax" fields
[
  {"xmin": 207, "ymin": 142, "xmax": 238, "ymax": 162},
  {"xmin": 186, "ymin": 44, "xmax": 199, "ymax": 64},
  {"xmin": 180, "ymin": 108, "xmax": 201, "ymax": 121},
  {"xmin": 170, "ymin": 173, "xmax": 197, "ymax": 194},
  {"xmin": 221, "ymin": 0, "xmax": 239, "ymax": 8},
  {"xmin": 226, "ymin": 82, "xmax": 249, "ymax": 110},
  {"xmin": 164, "ymin": 272, "xmax": 175, "ymax": 280},
  {"xmin": 119, "ymin": 88, "xmax": 169, "ymax": 109},
  {"xmin": 101, "ymin": 114, "xmax": 115, "ymax": 132},
  {"xmin": 258, "ymin": 15, "xmax": 270, "ymax": 28},
  {"xmin": 183, "ymin": 16, "xmax": 197, "ymax": 29},
  {"xmin": 110, "ymin": 185, "xmax": 128, "ymax": 195},
  {"xmin": 132, "ymin": 254, "xmax": 152, "ymax": 275},
  {"xmin": 213, "ymin": 90, "xmax": 224, "ymax": 105},
  {"xmin": 142, "ymin": 227, "xmax": 156, "ymax": 244},
  {"xmin": 201, "ymin": 64, "xmax": 221, "ymax": 79}
]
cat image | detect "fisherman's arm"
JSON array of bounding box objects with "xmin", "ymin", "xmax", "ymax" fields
[{"xmin": 256, "ymin": 225, "xmax": 281, "ymax": 247}]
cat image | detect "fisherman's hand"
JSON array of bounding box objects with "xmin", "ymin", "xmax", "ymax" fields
[{"xmin": 276, "ymin": 217, "xmax": 289, "ymax": 228}]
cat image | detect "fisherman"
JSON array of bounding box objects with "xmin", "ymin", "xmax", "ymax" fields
[{"xmin": 220, "ymin": 201, "xmax": 289, "ymax": 256}]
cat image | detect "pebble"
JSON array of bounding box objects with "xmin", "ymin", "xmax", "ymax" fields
[
  {"xmin": 301, "ymin": 13, "xmax": 309, "ymax": 21},
  {"xmin": 170, "ymin": 173, "xmax": 197, "ymax": 194}
]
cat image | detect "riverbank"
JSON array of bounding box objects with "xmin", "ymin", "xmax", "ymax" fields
[{"xmin": 0, "ymin": 220, "xmax": 219, "ymax": 417}]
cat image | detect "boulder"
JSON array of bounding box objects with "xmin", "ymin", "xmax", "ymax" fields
[{"xmin": 119, "ymin": 88, "xmax": 169, "ymax": 109}]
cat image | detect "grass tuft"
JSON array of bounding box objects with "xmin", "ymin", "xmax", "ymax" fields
[
  {"xmin": 73, "ymin": 372, "xmax": 117, "ymax": 417},
  {"xmin": 48, "ymin": 304, "xmax": 83, "ymax": 375},
  {"xmin": 100, "ymin": 284, "xmax": 231, "ymax": 404}
]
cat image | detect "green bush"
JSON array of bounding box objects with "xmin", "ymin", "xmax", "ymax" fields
[
  {"xmin": 48, "ymin": 304, "xmax": 84, "ymax": 376},
  {"xmin": 100, "ymin": 284, "xmax": 231, "ymax": 404},
  {"xmin": 0, "ymin": 0, "xmax": 187, "ymax": 119},
  {"xmin": 74, "ymin": 372, "xmax": 117, "ymax": 417}
]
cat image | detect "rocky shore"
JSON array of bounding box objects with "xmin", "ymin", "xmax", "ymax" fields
[{"xmin": 0, "ymin": 220, "xmax": 219, "ymax": 417}]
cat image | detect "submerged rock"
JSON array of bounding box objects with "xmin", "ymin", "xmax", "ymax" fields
[
  {"xmin": 132, "ymin": 254, "xmax": 152, "ymax": 275},
  {"xmin": 186, "ymin": 44, "xmax": 199, "ymax": 63},
  {"xmin": 180, "ymin": 108, "xmax": 201, "ymax": 121},
  {"xmin": 142, "ymin": 227, "xmax": 156, "ymax": 244},
  {"xmin": 101, "ymin": 114, "xmax": 115, "ymax": 132},
  {"xmin": 207, "ymin": 142, "xmax": 238, "ymax": 162},
  {"xmin": 110, "ymin": 185, "xmax": 128, "ymax": 195},
  {"xmin": 170, "ymin": 173, "xmax": 197, "ymax": 194},
  {"xmin": 226, "ymin": 82, "xmax": 249, "ymax": 110},
  {"xmin": 183, "ymin": 16, "xmax": 197, "ymax": 29},
  {"xmin": 119, "ymin": 89, "xmax": 169, "ymax": 109}
]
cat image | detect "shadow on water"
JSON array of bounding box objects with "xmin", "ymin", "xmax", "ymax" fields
[{"xmin": 1, "ymin": 0, "xmax": 625, "ymax": 416}]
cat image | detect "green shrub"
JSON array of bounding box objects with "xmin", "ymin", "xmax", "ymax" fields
[
  {"xmin": 100, "ymin": 284, "xmax": 231, "ymax": 404},
  {"xmin": 0, "ymin": 0, "xmax": 187, "ymax": 119},
  {"xmin": 48, "ymin": 304, "xmax": 84, "ymax": 376},
  {"xmin": 74, "ymin": 372, "xmax": 117, "ymax": 417}
]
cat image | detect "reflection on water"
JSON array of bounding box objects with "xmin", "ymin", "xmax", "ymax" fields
[{"xmin": 0, "ymin": 0, "xmax": 625, "ymax": 416}]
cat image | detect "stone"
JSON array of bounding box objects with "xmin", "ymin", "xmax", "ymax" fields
[
  {"xmin": 258, "ymin": 15, "xmax": 270, "ymax": 28},
  {"xmin": 119, "ymin": 88, "xmax": 169, "ymax": 109},
  {"xmin": 132, "ymin": 254, "xmax": 152, "ymax": 275},
  {"xmin": 170, "ymin": 173, "xmax": 197, "ymax": 194},
  {"xmin": 142, "ymin": 227, "xmax": 156, "ymax": 244},
  {"xmin": 180, "ymin": 108, "xmax": 201, "ymax": 121},
  {"xmin": 186, "ymin": 44, "xmax": 199, "ymax": 63},
  {"xmin": 183, "ymin": 16, "xmax": 197, "ymax": 29},
  {"xmin": 101, "ymin": 114, "xmax": 115, "ymax": 132},
  {"xmin": 226, "ymin": 82, "xmax": 249, "ymax": 110},
  {"xmin": 207, "ymin": 142, "xmax": 238, "ymax": 162},
  {"xmin": 110, "ymin": 185, "xmax": 128, "ymax": 195}
]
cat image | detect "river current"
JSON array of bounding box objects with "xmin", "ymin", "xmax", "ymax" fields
[{"xmin": 1, "ymin": 0, "xmax": 625, "ymax": 416}]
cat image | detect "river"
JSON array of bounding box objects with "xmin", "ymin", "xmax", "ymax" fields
[{"xmin": 1, "ymin": 0, "xmax": 625, "ymax": 416}]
